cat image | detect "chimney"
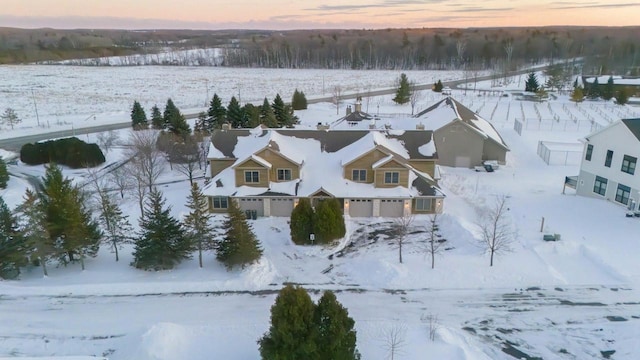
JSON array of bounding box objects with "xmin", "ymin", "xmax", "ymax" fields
[
  {"xmin": 416, "ymin": 122, "xmax": 425, "ymax": 130},
  {"xmin": 369, "ymin": 118, "xmax": 376, "ymax": 130},
  {"xmin": 355, "ymin": 97, "xmax": 362, "ymax": 113},
  {"xmin": 317, "ymin": 122, "xmax": 330, "ymax": 130},
  {"xmin": 221, "ymin": 122, "xmax": 231, "ymax": 130},
  {"xmin": 346, "ymin": 105, "xmax": 352, "ymax": 116}
]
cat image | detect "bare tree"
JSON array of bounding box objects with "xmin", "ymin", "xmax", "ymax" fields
[
  {"xmin": 124, "ymin": 161, "xmax": 148, "ymax": 217},
  {"xmin": 108, "ymin": 165, "xmax": 132, "ymax": 199},
  {"xmin": 332, "ymin": 85, "xmax": 343, "ymax": 115},
  {"xmin": 96, "ymin": 130, "xmax": 119, "ymax": 154},
  {"xmin": 173, "ymin": 136, "xmax": 201, "ymax": 185},
  {"xmin": 126, "ymin": 130, "xmax": 165, "ymax": 193},
  {"xmin": 421, "ymin": 313, "xmax": 439, "ymax": 341},
  {"xmin": 196, "ymin": 133, "xmax": 210, "ymax": 172},
  {"xmin": 393, "ymin": 213, "xmax": 414, "ymax": 264},
  {"xmin": 478, "ymin": 195, "xmax": 514, "ymax": 267},
  {"xmin": 380, "ymin": 323, "xmax": 407, "ymax": 360},
  {"xmin": 424, "ymin": 214, "xmax": 444, "ymax": 269},
  {"xmin": 409, "ymin": 82, "xmax": 422, "ymax": 116}
]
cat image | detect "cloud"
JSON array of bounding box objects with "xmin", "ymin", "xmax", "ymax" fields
[
  {"xmin": 550, "ymin": 2, "xmax": 640, "ymax": 9},
  {"xmin": 305, "ymin": 0, "xmax": 447, "ymax": 12},
  {"xmin": 450, "ymin": 7, "xmax": 513, "ymax": 12}
]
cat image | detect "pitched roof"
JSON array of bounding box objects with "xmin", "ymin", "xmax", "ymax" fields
[{"xmin": 621, "ymin": 118, "xmax": 640, "ymax": 142}]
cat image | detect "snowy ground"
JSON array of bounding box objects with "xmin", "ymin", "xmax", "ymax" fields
[{"xmin": 1, "ymin": 67, "xmax": 640, "ymax": 359}]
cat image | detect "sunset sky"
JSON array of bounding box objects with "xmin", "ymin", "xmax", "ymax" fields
[{"xmin": 1, "ymin": 0, "xmax": 638, "ymax": 29}]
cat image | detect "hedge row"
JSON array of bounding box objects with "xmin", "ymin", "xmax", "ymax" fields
[{"xmin": 20, "ymin": 137, "xmax": 105, "ymax": 168}]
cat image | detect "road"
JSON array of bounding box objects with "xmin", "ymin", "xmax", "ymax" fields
[{"xmin": 0, "ymin": 64, "xmax": 551, "ymax": 151}]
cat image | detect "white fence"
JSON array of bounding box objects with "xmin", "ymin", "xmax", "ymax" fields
[
  {"xmin": 514, "ymin": 118, "xmax": 602, "ymax": 133},
  {"xmin": 537, "ymin": 141, "xmax": 584, "ymax": 166}
]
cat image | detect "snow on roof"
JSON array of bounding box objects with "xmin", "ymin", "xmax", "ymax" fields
[
  {"xmin": 584, "ymin": 76, "xmax": 640, "ymax": 86},
  {"xmin": 204, "ymin": 129, "xmax": 440, "ymax": 199},
  {"xmin": 418, "ymin": 133, "xmax": 437, "ymax": 156},
  {"xmin": 371, "ymin": 155, "xmax": 394, "ymax": 169},
  {"xmin": 250, "ymin": 154, "xmax": 272, "ymax": 169}
]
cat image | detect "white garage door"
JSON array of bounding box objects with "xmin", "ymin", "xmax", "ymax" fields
[
  {"xmin": 454, "ymin": 156, "xmax": 471, "ymax": 168},
  {"xmin": 238, "ymin": 198, "xmax": 264, "ymax": 217},
  {"xmin": 380, "ymin": 199, "xmax": 404, "ymax": 217},
  {"xmin": 349, "ymin": 199, "xmax": 373, "ymax": 217},
  {"xmin": 271, "ymin": 198, "xmax": 295, "ymax": 217}
]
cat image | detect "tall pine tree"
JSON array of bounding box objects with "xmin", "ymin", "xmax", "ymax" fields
[
  {"xmin": 259, "ymin": 285, "xmax": 318, "ymax": 360},
  {"xmin": 291, "ymin": 89, "xmax": 308, "ymax": 110},
  {"xmin": 0, "ymin": 196, "xmax": 27, "ymax": 279},
  {"xmin": 207, "ymin": 94, "xmax": 227, "ymax": 131},
  {"xmin": 0, "ymin": 157, "xmax": 9, "ymax": 189},
  {"xmin": 314, "ymin": 291, "xmax": 361, "ymax": 360},
  {"xmin": 525, "ymin": 72, "xmax": 540, "ymax": 92},
  {"xmin": 226, "ymin": 96, "xmax": 244, "ymax": 128},
  {"xmin": 216, "ymin": 200, "xmax": 262, "ymax": 269},
  {"xmin": 183, "ymin": 183, "xmax": 216, "ymax": 268},
  {"xmin": 133, "ymin": 188, "xmax": 192, "ymax": 270},
  {"xmin": 131, "ymin": 100, "xmax": 148, "ymax": 129},
  {"xmin": 150, "ymin": 105, "xmax": 164, "ymax": 130},
  {"xmin": 260, "ymin": 98, "xmax": 278, "ymax": 128},
  {"xmin": 272, "ymin": 94, "xmax": 290, "ymax": 127},
  {"xmin": 17, "ymin": 189, "xmax": 52, "ymax": 277},
  {"xmin": 393, "ymin": 73, "xmax": 411, "ymax": 104},
  {"xmin": 164, "ymin": 98, "xmax": 191, "ymax": 137},
  {"xmin": 603, "ymin": 76, "xmax": 615, "ymax": 100}
]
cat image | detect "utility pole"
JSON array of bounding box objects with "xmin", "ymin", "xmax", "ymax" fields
[{"xmin": 31, "ymin": 89, "xmax": 41, "ymax": 127}]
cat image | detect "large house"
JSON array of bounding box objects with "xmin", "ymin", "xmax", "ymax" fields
[
  {"xmin": 328, "ymin": 96, "xmax": 509, "ymax": 168},
  {"xmin": 204, "ymin": 128, "xmax": 445, "ymax": 218},
  {"xmin": 574, "ymin": 118, "xmax": 640, "ymax": 211}
]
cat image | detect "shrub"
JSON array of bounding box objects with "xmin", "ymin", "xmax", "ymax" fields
[{"xmin": 20, "ymin": 137, "xmax": 106, "ymax": 168}]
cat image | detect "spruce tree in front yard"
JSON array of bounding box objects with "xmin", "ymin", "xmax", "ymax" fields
[
  {"xmin": 314, "ymin": 290, "xmax": 361, "ymax": 360},
  {"xmin": 524, "ymin": 72, "xmax": 540, "ymax": 92},
  {"xmin": 131, "ymin": 100, "xmax": 148, "ymax": 129},
  {"xmin": 183, "ymin": 183, "xmax": 216, "ymax": 268},
  {"xmin": 290, "ymin": 198, "xmax": 314, "ymax": 245},
  {"xmin": 313, "ymin": 199, "xmax": 345, "ymax": 244},
  {"xmin": 207, "ymin": 93, "xmax": 227, "ymax": 131},
  {"xmin": 260, "ymin": 98, "xmax": 278, "ymax": 128},
  {"xmin": 393, "ymin": 73, "xmax": 411, "ymax": 104},
  {"xmin": 216, "ymin": 200, "xmax": 262, "ymax": 269},
  {"xmin": 150, "ymin": 105, "xmax": 164, "ymax": 130},
  {"xmin": 17, "ymin": 189, "xmax": 53, "ymax": 277},
  {"xmin": 132, "ymin": 188, "xmax": 192, "ymax": 270},
  {"xmin": 226, "ymin": 96, "xmax": 244, "ymax": 128}
]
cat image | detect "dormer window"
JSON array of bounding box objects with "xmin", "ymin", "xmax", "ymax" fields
[
  {"xmin": 352, "ymin": 169, "xmax": 367, "ymax": 182},
  {"xmin": 277, "ymin": 168, "xmax": 292, "ymax": 181},
  {"xmin": 245, "ymin": 171, "xmax": 260, "ymax": 183},
  {"xmin": 384, "ymin": 171, "xmax": 400, "ymax": 184}
]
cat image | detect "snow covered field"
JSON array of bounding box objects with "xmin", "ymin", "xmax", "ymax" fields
[{"xmin": 1, "ymin": 66, "xmax": 640, "ymax": 359}]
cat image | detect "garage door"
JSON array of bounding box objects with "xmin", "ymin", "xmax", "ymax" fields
[
  {"xmin": 380, "ymin": 199, "xmax": 404, "ymax": 217},
  {"xmin": 238, "ymin": 198, "xmax": 264, "ymax": 217},
  {"xmin": 349, "ymin": 199, "xmax": 373, "ymax": 217},
  {"xmin": 271, "ymin": 198, "xmax": 294, "ymax": 217},
  {"xmin": 454, "ymin": 156, "xmax": 471, "ymax": 168}
]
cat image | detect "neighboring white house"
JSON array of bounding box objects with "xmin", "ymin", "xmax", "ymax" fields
[{"xmin": 575, "ymin": 118, "xmax": 640, "ymax": 211}]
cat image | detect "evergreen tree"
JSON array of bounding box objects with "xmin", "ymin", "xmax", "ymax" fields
[
  {"xmin": 39, "ymin": 163, "xmax": 101, "ymax": 267},
  {"xmin": 291, "ymin": 89, "xmax": 308, "ymax": 110},
  {"xmin": 615, "ymin": 87, "xmax": 630, "ymax": 105},
  {"xmin": 524, "ymin": 72, "xmax": 540, "ymax": 92},
  {"xmin": 314, "ymin": 291, "xmax": 361, "ymax": 360},
  {"xmin": 0, "ymin": 196, "xmax": 27, "ymax": 279},
  {"xmin": 164, "ymin": 98, "xmax": 191, "ymax": 137},
  {"xmin": 260, "ymin": 98, "xmax": 278, "ymax": 128},
  {"xmin": 0, "ymin": 107, "xmax": 21, "ymax": 130},
  {"xmin": 207, "ymin": 94, "xmax": 227, "ymax": 131},
  {"xmin": 258, "ymin": 285, "xmax": 318, "ymax": 360},
  {"xmin": 150, "ymin": 105, "xmax": 164, "ymax": 130},
  {"xmin": 571, "ymin": 85, "xmax": 584, "ymax": 103},
  {"xmin": 130, "ymin": 100, "xmax": 148, "ymax": 129},
  {"xmin": 0, "ymin": 157, "xmax": 9, "ymax": 189},
  {"xmin": 183, "ymin": 183, "xmax": 216, "ymax": 268},
  {"xmin": 393, "ymin": 73, "xmax": 411, "ymax": 104},
  {"xmin": 588, "ymin": 77, "xmax": 601, "ymax": 99},
  {"xmin": 433, "ymin": 80, "xmax": 444, "ymax": 92},
  {"xmin": 16, "ymin": 189, "xmax": 52, "ymax": 277},
  {"xmin": 290, "ymin": 198, "xmax": 314, "ymax": 245},
  {"xmin": 133, "ymin": 188, "xmax": 192, "ymax": 270},
  {"xmin": 194, "ymin": 112, "xmax": 207, "ymax": 134},
  {"xmin": 243, "ymin": 103, "xmax": 261, "ymax": 128},
  {"xmin": 272, "ymin": 94, "xmax": 293, "ymax": 127},
  {"xmin": 216, "ymin": 200, "xmax": 262, "ymax": 269},
  {"xmin": 313, "ymin": 199, "xmax": 346, "ymax": 244},
  {"xmin": 603, "ymin": 76, "xmax": 615, "ymax": 100},
  {"xmin": 97, "ymin": 191, "xmax": 132, "ymax": 262},
  {"xmin": 226, "ymin": 96, "xmax": 244, "ymax": 128}
]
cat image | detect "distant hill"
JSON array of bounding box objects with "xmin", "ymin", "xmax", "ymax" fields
[{"xmin": 1, "ymin": 26, "xmax": 638, "ymax": 74}]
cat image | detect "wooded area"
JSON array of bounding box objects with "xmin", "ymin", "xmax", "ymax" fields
[{"xmin": 1, "ymin": 27, "xmax": 638, "ymax": 75}]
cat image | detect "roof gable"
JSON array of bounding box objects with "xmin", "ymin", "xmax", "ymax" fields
[
  {"xmin": 622, "ymin": 118, "xmax": 640, "ymax": 142},
  {"xmin": 232, "ymin": 155, "xmax": 272, "ymax": 169}
]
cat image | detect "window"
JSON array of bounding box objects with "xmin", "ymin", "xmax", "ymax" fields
[
  {"xmin": 615, "ymin": 184, "xmax": 631, "ymax": 205},
  {"xmin": 415, "ymin": 198, "xmax": 432, "ymax": 211},
  {"xmin": 384, "ymin": 171, "xmax": 400, "ymax": 184},
  {"xmin": 605, "ymin": 150, "xmax": 613, "ymax": 167},
  {"xmin": 277, "ymin": 168, "xmax": 292, "ymax": 181},
  {"xmin": 585, "ymin": 144, "xmax": 593, "ymax": 161},
  {"xmin": 593, "ymin": 176, "xmax": 607, "ymax": 196},
  {"xmin": 352, "ymin": 169, "xmax": 367, "ymax": 182},
  {"xmin": 244, "ymin": 170, "xmax": 259, "ymax": 183},
  {"xmin": 212, "ymin": 196, "xmax": 228, "ymax": 209},
  {"xmin": 621, "ymin": 155, "xmax": 636, "ymax": 175}
]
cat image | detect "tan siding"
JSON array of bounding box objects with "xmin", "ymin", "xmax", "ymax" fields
[
  {"xmin": 374, "ymin": 169, "xmax": 409, "ymax": 188},
  {"xmin": 235, "ymin": 166, "xmax": 269, "ymax": 187},
  {"xmin": 344, "ymin": 148, "xmax": 389, "ymax": 183},
  {"xmin": 408, "ymin": 160, "xmax": 436, "ymax": 177},
  {"xmin": 208, "ymin": 196, "xmax": 230, "ymax": 214},
  {"xmin": 378, "ymin": 159, "xmax": 405, "ymax": 169},
  {"xmin": 256, "ymin": 149, "xmax": 301, "ymax": 181},
  {"xmin": 411, "ymin": 198, "xmax": 435, "ymax": 214},
  {"xmin": 209, "ymin": 159, "xmax": 235, "ymax": 178}
]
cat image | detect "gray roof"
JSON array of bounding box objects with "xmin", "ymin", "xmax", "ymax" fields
[
  {"xmin": 622, "ymin": 118, "xmax": 640, "ymax": 142},
  {"xmin": 341, "ymin": 111, "xmax": 372, "ymax": 122},
  {"xmin": 210, "ymin": 129, "xmax": 437, "ymax": 160}
]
